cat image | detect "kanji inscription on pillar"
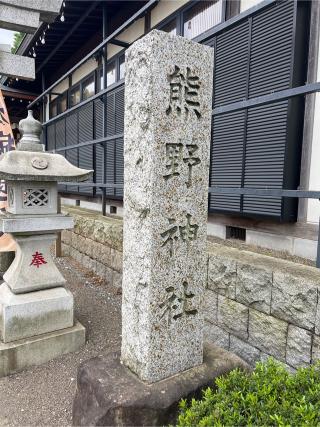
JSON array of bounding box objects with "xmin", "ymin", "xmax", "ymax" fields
[{"xmin": 122, "ymin": 30, "xmax": 214, "ymax": 383}]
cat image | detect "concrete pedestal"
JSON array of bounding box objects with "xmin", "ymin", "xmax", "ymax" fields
[
  {"xmin": 72, "ymin": 343, "xmax": 249, "ymax": 426},
  {"xmin": 0, "ymin": 283, "xmax": 74, "ymax": 342},
  {"xmin": 0, "ymin": 321, "xmax": 85, "ymax": 377}
]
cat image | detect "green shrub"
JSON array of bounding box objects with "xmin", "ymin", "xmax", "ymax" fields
[{"xmin": 177, "ymin": 358, "xmax": 320, "ymax": 427}]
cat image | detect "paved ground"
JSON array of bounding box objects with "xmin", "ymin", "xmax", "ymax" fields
[{"xmin": 0, "ymin": 256, "xmax": 122, "ymax": 427}]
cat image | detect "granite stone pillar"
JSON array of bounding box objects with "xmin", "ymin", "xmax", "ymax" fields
[
  {"xmin": 73, "ymin": 30, "xmax": 248, "ymax": 426},
  {"xmin": 121, "ymin": 29, "xmax": 214, "ymax": 383}
]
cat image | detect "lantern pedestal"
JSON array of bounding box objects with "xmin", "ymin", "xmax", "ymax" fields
[
  {"xmin": 0, "ymin": 283, "xmax": 74, "ymax": 343},
  {"xmin": 0, "ymin": 321, "xmax": 85, "ymax": 378},
  {"xmin": 3, "ymin": 233, "xmax": 66, "ymax": 294}
]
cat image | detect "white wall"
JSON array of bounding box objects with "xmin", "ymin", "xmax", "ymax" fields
[
  {"xmin": 240, "ymin": 0, "xmax": 263, "ymax": 13},
  {"xmin": 150, "ymin": 0, "xmax": 189, "ymax": 27},
  {"xmin": 51, "ymin": 79, "xmax": 68, "ymax": 100},
  {"xmin": 107, "ymin": 17, "xmax": 145, "ymax": 60},
  {"xmin": 72, "ymin": 58, "xmax": 97, "ymax": 85}
]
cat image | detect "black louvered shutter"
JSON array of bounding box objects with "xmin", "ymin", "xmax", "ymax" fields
[
  {"xmin": 78, "ymin": 103, "xmax": 93, "ymax": 195},
  {"xmin": 115, "ymin": 87, "xmax": 124, "ymax": 134},
  {"xmin": 55, "ymin": 119, "xmax": 66, "ymax": 149},
  {"xmin": 210, "ymin": 110, "xmax": 246, "ymax": 212},
  {"xmin": 55, "ymin": 119, "xmax": 66, "ymax": 193},
  {"xmin": 209, "ymin": 19, "xmax": 249, "ymax": 213},
  {"xmin": 47, "ymin": 124, "xmax": 55, "ymax": 151},
  {"xmin": 105, "ymin": 139, "xmax": 115, "ymax": 197},
  {"xmin": 103, "ymin": 85, "xmax": 125, "ymax": 198},
  {"xmin": 115, "ymin": 87, "xmax": 124, "ymax": 197},
  {"xmin": 115, "ymin": 137, "xmax": 124, "ymax": 197},
  {"xmin": 209, "ymin": 0, "xmax": 309, "ymax": 221},
  {"xmin": 94, "ymin": 98, "xmax": 104, "ymax": 195},
  {"xmin": 106, "ymin": 92, "xmax": 115, "ymax": 136},
  {"xmin": 243, "ymin": 101, "xmax": 288, "ymax": 216},
  {"xmin": 213, "ymin": 21, "xmax": 249, "ymax": 107},
  {"xmin": 66, "ymin": 112, "xmax": 78, "ymax": 193}
]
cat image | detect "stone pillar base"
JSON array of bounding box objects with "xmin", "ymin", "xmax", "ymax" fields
[
  {"xmin": 72, "ymin": 343, "xmax": 249, "ymax": 426},
  {"xmin": 0, "ymin": 321, "xmax": 85, "ymax": 377}
]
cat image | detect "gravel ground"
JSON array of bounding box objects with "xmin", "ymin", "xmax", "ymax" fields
[{"xmin": 0, "ymin": 256, "xmax": 122, "ymax": 427}]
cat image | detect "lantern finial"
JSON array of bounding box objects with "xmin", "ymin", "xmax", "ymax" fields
[{"xmin": 17, "ymin": 110, "xmax": 43, "ymax": 152}]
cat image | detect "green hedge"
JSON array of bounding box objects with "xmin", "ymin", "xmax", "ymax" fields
[{"xmin": 177, "ymin": 358, "xmax": 320, "ymax": 426}]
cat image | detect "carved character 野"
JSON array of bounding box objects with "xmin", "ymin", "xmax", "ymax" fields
[{"xmin": 163, "ymin": 139, "xmax": 201, "ymax": 187}]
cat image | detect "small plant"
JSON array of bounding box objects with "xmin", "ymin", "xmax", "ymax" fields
[{"xmin": 177, "ymin": 358, "xmax": 320, "ymax": 426}]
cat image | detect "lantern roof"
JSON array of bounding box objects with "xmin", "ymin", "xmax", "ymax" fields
[{"xmin": 0, "ymin": 110, "xmax": 93, "ymax": 182}]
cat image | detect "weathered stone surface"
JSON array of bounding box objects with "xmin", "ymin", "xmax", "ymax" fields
[
  {"xmin": 0, "ymin": 283, "xmax": 73, "ymax": 343},
  {"xmin": 229, "ymin": 335, "xmax": 260, "ymax": 366},
  {"xmin": 92, "ymin": 219, "xmax": 123, "ymax": 251},
  {"xmin": 61, "ymin": 243, "xmax": 70, "ymax": 257},
  {"xmin": 0, "ymin": 0, "xmax": 63, "ymax": 23},
  {"xmin": 0, "ymin": 143, "xmax": 92, "ymax": 183},
  {"xmin": 112, "ymin": 271, "xmax": 122, "ymax": 291},
  {"xmin": 203, "ymin": 289, "xmax": 218, "ymax": 324},
  {"xmin": 0, "ymin": 214, "xmax": 73, "ymax": 234},
  {"xmin": 312, "ymin": 334, "xmax": 320, "ymax": 363},
  {"xmin": 111, "ymin": 248, "xmax": 123, "ymax": 273},
  {"xmin": 217, "ymin": 295, "xmax": 248, "ymax": 340},
  {"xmin": 72, "ymin": 234, "xmax": 86, "ymax": 253},
  {"xmin": 286, "ymin": 325, "xmax": 312, "ymax": 368},
  {"xmin": 7, "ymin": 181, "xmax": 58, "ymax": 215},
  {"xmin": 83, "ymin": 255, "xmax": 97, "ymax": 273},
  {"xmin": 61, "ymin": 230, "xmax": 72, "ymax": 246},
  {"xmin": 73, "ymin": 343, "xmax": 248, "ymax": 426},
  {"xmin": 75, "ymin": 216, "xmax": 95, "ymax": 239},
  {"xmin": 0, "ymin": 321, "xmax": 85, "ymax": 378},
  {"xmin": 70, "ymin": 247, "xmax": 82, "ymax": 264},
  {"xmin": 0, "ymin": 251, "xmax": 14, "ymax": 272},
  {"xmin": 95, "ymin": 261, "xmax": 106, "ymax": 278},
  {"xmin": 4, "ymin": 234, "xmax": 66, "ymax": 294},
  {"xmin": 260, "ymin": 352, "xmax": 296, "ymax": 373},
  {"xmin": 121, "ymin": 30, "xmax": 214, "ymax": 382},
  {"xmin": 204, "ymin": 322, "xmax": 229, "ymax": 349},
  {"xmin": 272, "ymin": 271, "xmax": 317, "ymax": 330},
  {"xmin": 0, "ymin": 5, "xmax": 39, "ymax": 34},
  {"xmin": 249, "ymin": 309, "xmax": 287, "ymax": 361},
  {"xmin": 208, "ymin": 254, "xmax": 236, "ymax": 298},
  {"xmin": 236, "ymin": 263, "xmax": 272, "ymax": 314},
  {"xmin": 315, "ymin": 302, "xmax": 320, "ymax": 336}
]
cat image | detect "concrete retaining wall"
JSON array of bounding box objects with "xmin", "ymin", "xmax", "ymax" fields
[
  {"xmin": 62, "ymin": 206, "xmax": 320, "ymax": 369},
  {"xmin": 205, "ymin": 244, "xmax": 320, "ymax": 370}
]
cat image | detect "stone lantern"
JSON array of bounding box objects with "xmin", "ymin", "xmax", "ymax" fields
[{"xmin": 0, "ymin": 111, "xmax": 93, "ymax": 377}]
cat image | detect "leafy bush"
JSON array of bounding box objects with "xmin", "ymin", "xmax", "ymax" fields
[{"xmin": 177, "ymin": 358, "xmax": 320, "ymax": 426}]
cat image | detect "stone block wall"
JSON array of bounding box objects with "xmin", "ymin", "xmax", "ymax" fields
[
  {"xmin": 62, "ymin": 206, "xmax": 320, "ymax": 369},
  {"xmin": 205, "ymin": 244, "xmax": 320, "ymax": 370},
  {"xmin": 61, "ymin": 206, "xmax": 123, "ymax": 290}
]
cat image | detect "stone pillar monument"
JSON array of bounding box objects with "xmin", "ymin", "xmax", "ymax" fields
[
  {"xmin": 0, "ymin": 111, "xmax": 92, "ymax": 377},
  {"xmin": 121, "ymin": 30, "xmax": 213, "ymax": 382},
  {"xmin": 73, "ymin": 30, "xmax": 247, "ymax": 426}
]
